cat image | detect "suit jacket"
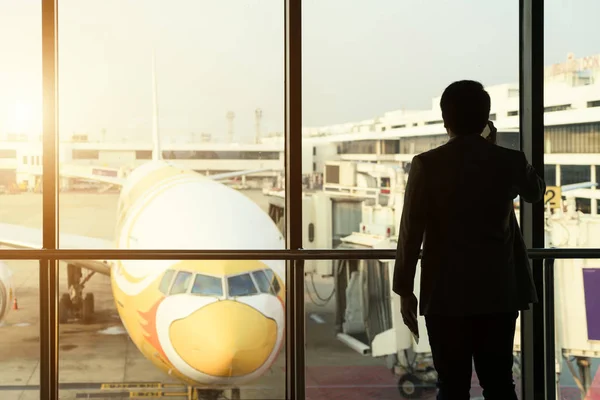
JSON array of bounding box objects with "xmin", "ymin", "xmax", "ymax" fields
[{"xmin": 392, "ymin": 134, "xmax": 545, "ymax": 316}]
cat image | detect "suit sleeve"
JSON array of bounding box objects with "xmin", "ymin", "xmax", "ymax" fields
[
  {"xmin": 393, "ymin": 156, "xmax": 427, "ymax": 297},
  {"xmin": 513, "ymin": 151, "xmax": 546, "ymax": 203}
]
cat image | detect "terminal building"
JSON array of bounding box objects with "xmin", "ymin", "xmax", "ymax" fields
[{"xmin": 2, "ymin": 53, "xmax": 600, "ymax": 208}]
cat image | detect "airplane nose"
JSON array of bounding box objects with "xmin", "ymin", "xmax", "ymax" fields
[{"xmin": 169, "ymin": 300, "xmax": 278, "ymax": 377}]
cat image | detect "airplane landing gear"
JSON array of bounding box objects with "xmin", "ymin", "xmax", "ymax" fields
[{"xmin": 59, "ymin": 263, "xmax": 96, "ymax": 324}]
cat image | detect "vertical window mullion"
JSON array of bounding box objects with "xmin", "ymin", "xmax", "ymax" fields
[
  {"xmin": 41, "ymin": 0, "xmax": 59, "ymax": 399},
  {"xmin": 285, "ymin": 0, "xmax": 305, "ymax": 399},
  {"xmin": 520, "ymin": 0, "xmax": 549, "ymax": 399}
]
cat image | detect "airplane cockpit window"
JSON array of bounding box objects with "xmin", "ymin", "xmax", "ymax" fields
[
  {"xmin": 263, "ymin": 269, "xmax": 281, "ymax": 294},
  {"xmin": 227, "ymin": 273, "xmax": 258, "ymax": 297},
  {"xmin": 191, "ymin": 274, "xmax": 223, "ymax": 297},
  {"xmin": 251, "ymin": 270, "xmax": 272, "ymax": 294},
  {"xmin": 159, "ymin": 269, "xmax": 176, "ymax": 295},
  {"xmin": 170, "ymin": 271, "xmax": 193, "ymax": 295}
]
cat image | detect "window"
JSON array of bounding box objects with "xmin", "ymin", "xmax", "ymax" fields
[
  {"xmin": 136, "ymin": 150, "xmax": 152, "ymax": 160},
  {"xmin": 264, "ymin": 269, "xmax": 281, "ymax": 294},
  {"xmin": 0, "ymin": 150, "xmax": 16, "ymax": 158},
  {"xmin": 6, "ymin": 0, "xmax": 580, "ymax": 398},
  {"xmin": 588, "ymin": 100, "xmax": 600, "ymax": 108},
  {"xmin": 170, "ymin": 271, "xmax": 193, "ymax": 295},
  {"xmin": 71, "ymin": 150, "xmax": 99, "ymax": 160},
  {"xmin": 251, "ymin": 270, "xmax": 273, "ymax": 294},
  {"xmin": 227, "ymin": 273, "xmax": 258, "ymax": 297},
  {"xmin": 191, "ymin": 274, "xmax": 223, "ymax": 297},
  {"xmin": 159, "ymin": 269, "xmax": 176, "ymax": 294},
  {"xmin": 544, "ymin": 104, "xmax": 571, "ymax": 113}
]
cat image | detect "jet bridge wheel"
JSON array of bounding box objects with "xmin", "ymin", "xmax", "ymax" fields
[{"xmin": 397, "ymin": 373, "xmax": 424, "ymax": 399}]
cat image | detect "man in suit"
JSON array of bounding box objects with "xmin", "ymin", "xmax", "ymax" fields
[{"xmin": 393, "ymin": 80, "xmax": 545, "ymax": 400}]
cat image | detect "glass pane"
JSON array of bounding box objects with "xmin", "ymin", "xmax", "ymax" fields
[
  {"xmin": 58, "ymin": 1, "xmax": 285, "ymax": 250},
  {"xmin": 0, "ymin": 2, "xmax": 43, "ymax": 250},
  {"xmin": 251, "ymin": 270, "xmax": 272, "ymax": 294},
  {"xmin": 171, "ymin": 271, "xmax": 193, "ymax": 295},
  {"xmin": 543, "ymin": 1, "xmax": 600, "ymax": 226},
  {"xmin": 264, "ymin": 269, "xmax": 282, "ymax": 295},
  {"xmin": 543, "ymin": 1, "xmax": 600, "ymax": 391},
  {"xmin": 59, "ymin": 259, "xmax": 285, "ymax": 399},
  {"xmin": 228, "ymin": 274, "xmax": 258, "ymax": 297},
  {"xmin": 547, "ymin": 258, "xmax": 600, "ymax": 398},
  {"xmin": 158, "ymin": 269, "xmax": 175, "ymax": 295},
  {"xmin": 191, "ymin": 274, "xmax": 223, "ymax": 297},
  {"xmin": 0, "ymin": 260, "xmax": 40, "ymax": 399},
  {"xmin": 305, "ymin": 259, "xmax": 523, "ymax": 399},
  {"xmin": 293, "ymin": 1, "xmax": 519, "ymax": 249}
]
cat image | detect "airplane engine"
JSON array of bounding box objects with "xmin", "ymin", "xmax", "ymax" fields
[{"xmin": 0, "ymin": 261, "xmax": 14, "ymax": 322}]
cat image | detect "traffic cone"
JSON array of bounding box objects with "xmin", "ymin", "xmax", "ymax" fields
[{"xmin": 12, "ymin": 297, "xmax": 18, "ymax": 311}]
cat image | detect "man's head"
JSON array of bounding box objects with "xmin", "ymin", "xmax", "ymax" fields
[{"xmin": 440, "ymin": 80, "xmax": 490, "ymax": 136}]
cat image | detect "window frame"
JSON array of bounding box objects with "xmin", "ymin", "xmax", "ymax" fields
[{"xmin": 0, "ymin": 1, "xmax": 576, "ymax": 399}]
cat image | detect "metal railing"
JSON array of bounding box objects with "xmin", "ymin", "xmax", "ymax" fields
[{"xmin": 0, "ymin": 247, "xmax": 599, "ymax": 260}]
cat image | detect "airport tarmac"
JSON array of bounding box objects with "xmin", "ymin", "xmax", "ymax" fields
[{"xmin": 0, "ymin": 191, "xmax": 412, "ymax": 400}]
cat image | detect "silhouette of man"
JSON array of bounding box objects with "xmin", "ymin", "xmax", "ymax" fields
[{"xmin": 393, "ymin": 80, "xmax": 545, "ymax": 400}]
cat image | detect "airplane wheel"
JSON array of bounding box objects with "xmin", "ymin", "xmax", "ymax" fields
[
  {"xmin": 59, "ymin": 294, "xmax": 71, "ymax": 324},
  {"xmin": 82, "ymin": 293, "xmax": 94, "ymax": 324},
  {"xmin": 397, "ymin": 374, "xmax": 423, "ymax": 399}
]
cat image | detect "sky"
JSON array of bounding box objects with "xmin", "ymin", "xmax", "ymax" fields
[{"xmin": 0, "ymin": 0, "xmax": 598, "ymax": 143}]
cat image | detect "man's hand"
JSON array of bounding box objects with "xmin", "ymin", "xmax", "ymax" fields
[{"xmin": 401, "ymin": 293, "xmax": 419, "ymax": 338}]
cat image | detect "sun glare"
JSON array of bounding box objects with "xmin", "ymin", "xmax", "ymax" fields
[{"xmin": 10, "ymin": 101, "xmax": 40, "ymax": 138}]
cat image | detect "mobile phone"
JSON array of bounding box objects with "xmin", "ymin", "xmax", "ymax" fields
[{"xmin": 481, "ymin": 121, "xmax": 492, "ymax": 139}]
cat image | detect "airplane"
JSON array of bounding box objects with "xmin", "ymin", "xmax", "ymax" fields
[{"xmin": 0, "ymin": 56, "xmax": 286, "ymax": 400}]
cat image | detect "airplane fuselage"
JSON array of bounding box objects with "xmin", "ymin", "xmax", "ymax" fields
[{"xmin": 108, "ymin": 161, "xmax": 286, "ymax": 387}]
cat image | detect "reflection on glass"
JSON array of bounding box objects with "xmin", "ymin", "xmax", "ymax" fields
[
  {"xmin": 59, "ymin": 259, "xmax": 286, "ymax": 399},
  {"xmin": 305, "ymin": 259, "xmax": 523, "ymax": 399},
  {"xmin": 0, "ymin": 2, "xmax": 43, "ymax": 249},
  {"xmin": 58, "ymin": 1, "xmax": 285, "ymax": 250}
]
